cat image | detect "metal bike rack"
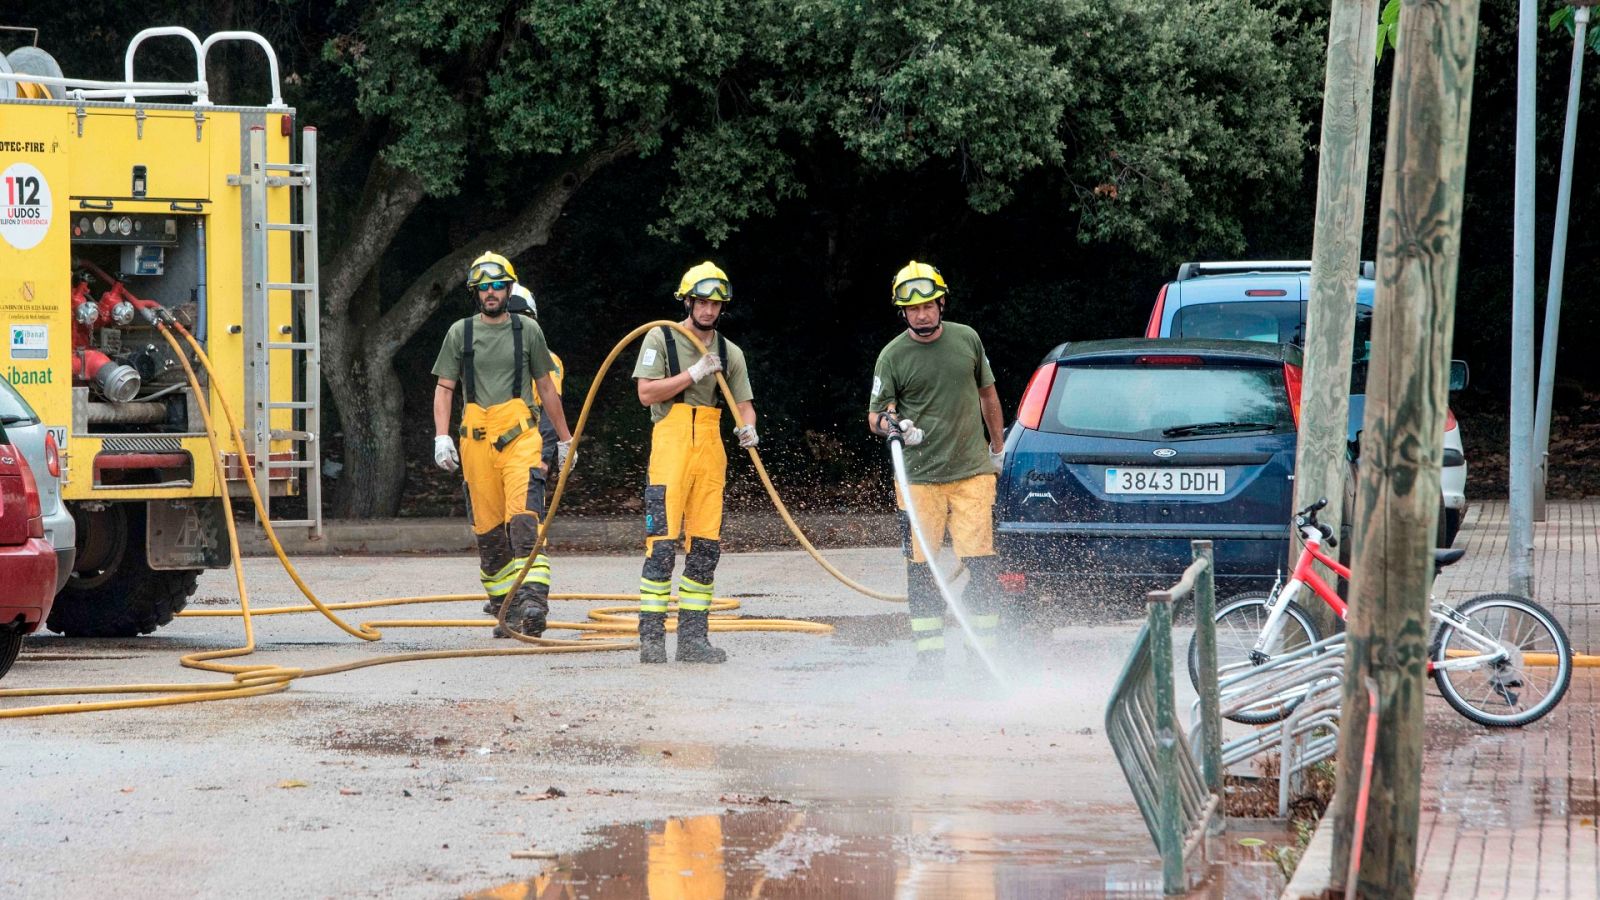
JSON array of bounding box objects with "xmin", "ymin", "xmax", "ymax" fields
[
  {"xmin": 1105, "ymin": 541, "xmax": 1223, "ymax": 895},
  {"xmin": 1192, "ymin": 633, "xmax": 1348, "ymax": 816}
]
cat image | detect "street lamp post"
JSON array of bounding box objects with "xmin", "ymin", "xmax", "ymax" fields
[
  {"xmin": 1509, "ymin": 0, "xmax": 1538, "ymax": 597},
  {"xmin": 1533, "ymin": 1, "xmax": 1594, "ymax": 521}
]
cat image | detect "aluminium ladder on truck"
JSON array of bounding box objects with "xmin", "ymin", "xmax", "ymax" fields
[{"xmin": 237, "ymin": 125, "xmax": 323, "ymax": 539}]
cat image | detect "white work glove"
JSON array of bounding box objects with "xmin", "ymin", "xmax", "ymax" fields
[
  {"xmin": 433, "ymin": 435, "xmax": 459, "ymax": 472},
  {"xmin": 990, "ymin": 447, "xmax": 1005, "ymax": 472},
  {"xmin": 687, "ymin": 352, "xmax": 723, "ymax": 384},
  {"xmin": 556, "ymin": 439, "xmax": 573, "ymax": 471},
  {"xmin": 734, "ymin": 424, "xmax": 759, "ymax": 448},
  {"xmin": 896, "ymin": 418, "xmax": 925, "ymax": 447}
]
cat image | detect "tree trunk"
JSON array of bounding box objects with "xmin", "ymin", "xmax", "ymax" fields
[
  {"xmin": 1294, "ymin": 0, "xmax": 1379, "ymax": 643},
  {"xmin": 325, "ymin": 342, "xmax": 408, "ymax": 518},
  {"xmin": 1333, "ymin": 0, "xmax": 1480, "ymax": 893},
  {"xmin": 323, "ymin": 271, "xmax": 405, "ymax": 517}
]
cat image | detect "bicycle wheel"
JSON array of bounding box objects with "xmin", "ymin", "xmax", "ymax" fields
[
  {"xmin": 1431, "ymin": 593, "xmax": 1572, "ymax": 727},
  {"xmin": 1188, "ymin": 591, "xmax": 1323, "ymax": 725}
]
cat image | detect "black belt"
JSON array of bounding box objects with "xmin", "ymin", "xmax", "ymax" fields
[
  {"xmin": 458, "ymin": 421, "xmax": 528, "ymax": 451},
  {"xmin": 492, "ymin": 422, "xmax": 526, "ymax": 451}
]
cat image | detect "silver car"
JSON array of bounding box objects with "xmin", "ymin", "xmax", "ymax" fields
[{"xmin": 0, "ymin": 380, "xmax": 74, "ymax": 592}]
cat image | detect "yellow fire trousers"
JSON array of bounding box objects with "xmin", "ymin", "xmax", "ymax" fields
[
  {"xmin": 640, "ymin": 404, "xmax": 726, "ymax": 614},
  {"xmin": 895, "ymin": 473, "xmax": 1000, "ymax": 658},
  {"xmin": 460, "ymin": 398, "xmax": 549, "ymax": 600},
  {"xmin": 647, "ymin": 815, "xmax": 726, "ymax": 899},
  {"xmin": 894, "ymin": 472, "xmax": 997, "ymax": 563}
]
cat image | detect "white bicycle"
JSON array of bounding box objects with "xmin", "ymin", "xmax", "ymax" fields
[{"xmin": 1188, "ymin": 499, "xmax": 1572, "ymax": 728}]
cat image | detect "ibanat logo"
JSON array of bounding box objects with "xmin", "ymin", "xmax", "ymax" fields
[{"xmin": 7, "ymin": 367, "xmax": 52, "ymax": 385}]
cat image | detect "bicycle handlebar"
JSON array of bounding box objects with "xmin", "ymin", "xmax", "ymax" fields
[{"xmin": 1294, "ymin": 496, "xmax": 1337, "ymax": 547}]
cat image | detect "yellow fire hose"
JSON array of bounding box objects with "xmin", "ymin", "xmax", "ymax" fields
[{"xmin": 0, "ymin": 319, "xmax": 907, "ymax": 719}]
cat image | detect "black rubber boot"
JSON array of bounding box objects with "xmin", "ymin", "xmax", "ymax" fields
[
  {"xmin": 482, "ymin": 595, "xmax": 505, "ymax": 617},
  {"xmin": 639, "ymin": 611, "xmax": 668, "ymax": 664},
  {"xmin": 493, "ymin": 583, "xmax": 549, "ymax": 638},
  {"xmin": 674, "ymin": 609, "xmax": 727, "ymax": 664},
  {"xmin": 905, "ymin": 561, "xmax": 945, "ymax": 680},
  {"xmin": 491, "ymin": 594, "xmax": 526, "ymax": 639},
  {"xmin": 516, "ymin": 582, "xmax": 550, "ymax": 637},
  {"xmin": 908, "ymin": 649, "xmax": 945, "ymax": 681},
  {"xmin": 961, "ymin": 556, "xmax": 1002, "ymax": 677}
]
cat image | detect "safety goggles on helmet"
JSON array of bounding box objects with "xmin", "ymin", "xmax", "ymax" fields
[
  {"xmin": 475, "ymin": 280, "xmax": 511, "ymax": 293},
  {"xmin": 684, "ymin": 277, "xmax": 731, "ymax": 302},
  {"xmin": 893, "ymin": 277, "xmax": 945, "ymax": 303},
  {"xmin": 467, "ymin": 261, "xmax": 512, "ymax": 287}
]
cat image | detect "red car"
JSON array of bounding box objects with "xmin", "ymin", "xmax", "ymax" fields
[{"xmin": 0, "ymin": 422, "xmax": 56, "ymax": 680}]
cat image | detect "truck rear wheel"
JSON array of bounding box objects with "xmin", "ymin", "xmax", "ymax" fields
[{"xmin": 48, "ymin": 504, "xmax": 199, "ymax": 638}]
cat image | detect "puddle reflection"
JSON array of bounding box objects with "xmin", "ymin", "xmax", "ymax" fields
[{"xmin": 466, "ymin": 807, "xmax": 1283, "ymax": 899}]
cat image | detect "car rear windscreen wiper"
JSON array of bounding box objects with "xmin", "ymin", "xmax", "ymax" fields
[
  {"xmin": 0, "ymin": 414, "xmax": 35, "ymax": 425},
  {"xmin": 1161, "ymin": 421, "xmax": 1278, "ymax": 437}
]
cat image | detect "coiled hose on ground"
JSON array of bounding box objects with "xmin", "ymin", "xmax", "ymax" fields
[{"xmin": 0, "ymin": 319, "xmax": 917, "ymax": 719}]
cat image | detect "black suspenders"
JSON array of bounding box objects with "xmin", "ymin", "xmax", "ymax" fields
[
  {"xmin": 461, "ymin": 315, "xmax": 527, "ymax": 407},
  {"xmin": 659, "ymin": 325, "xmax": 727, "ymax": 406}
]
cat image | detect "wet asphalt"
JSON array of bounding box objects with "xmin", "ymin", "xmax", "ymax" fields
[{"xmin": 0, "ymin": 548, "xmax": 1276, "ymax": 898}]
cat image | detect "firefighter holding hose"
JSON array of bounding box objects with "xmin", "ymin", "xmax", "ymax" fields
[
  {"xmin": 632, "ymin": 261, "xmax": 758, "ymax": 664},
  {"xmin": 432, "ymin": 252, "xmax": 573, "ymax": 638},
  {"xmin": 867, "ymin": 261, "xmax": 1007, "ymax": 679}
]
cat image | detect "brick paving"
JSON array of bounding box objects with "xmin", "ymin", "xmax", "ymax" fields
[{"xmin": 1414, "ymin": 500, "xmax": 1600, "ymax": 898}]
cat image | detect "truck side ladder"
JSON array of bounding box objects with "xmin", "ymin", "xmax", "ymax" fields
[{"xmin": 240, "ymin": 125, "xmax": 323, "ymax": 539}]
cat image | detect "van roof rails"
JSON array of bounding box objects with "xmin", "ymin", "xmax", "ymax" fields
[{"xmin": 1175, "ymin": 260, "xmax": 1376, "ymax": 282}]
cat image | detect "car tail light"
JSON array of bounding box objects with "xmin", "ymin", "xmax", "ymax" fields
[
  {"xmin": 1284, "ymin": 362, "xmax": 1303, "ymax": 427},
  {"xmin": 1245, "ymin": 289, "xmax": 1288, "ymax": 297},
  {"xmin": 1135, "ymin": 355, "xmax": 1203, "ymax": 366},
  {"xmin": 1144, "ymin": 284, "xmax": 1168, "ymax": 338},
  {"xmin": 17, "ymin": 453, "xmax": 44, "ymax": 539},
  {"xmin": 18, "ymin": 454, "xmax": 43, "ymax": 531},
  {"xmin": 1444, "ymin": 407, "xmax": 1457, "ymax": 431},
  {"xmin": 999, "ymin": 572, "xmax": 1028, "ymax": 594},
  {"xmin": 44, "ymin": 429, "xmax": 61, "ymax": 478},
  {"xmin": 1016, "ymin": 364, "xmax": 1057, "ymax": 430}
]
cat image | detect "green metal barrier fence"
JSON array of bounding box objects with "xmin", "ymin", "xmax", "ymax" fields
[{"xmin": 1104, "ymin": 540, "xmax": 1223, "ymax": 895}]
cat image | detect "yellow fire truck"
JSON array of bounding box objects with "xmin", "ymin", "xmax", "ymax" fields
[{"xmin": 0, "ymin": 26, "xmax": 321, "ymax": 635}]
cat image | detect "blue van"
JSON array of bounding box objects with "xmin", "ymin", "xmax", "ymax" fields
[{"xmin": 1144, "ymin": 260, "xmax": 1467, "ymax": 544}]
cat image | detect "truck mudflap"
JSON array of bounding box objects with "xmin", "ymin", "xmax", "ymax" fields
[{"xmin": 147, "ymin": 498, "xmax": 230, "ymax": 570}]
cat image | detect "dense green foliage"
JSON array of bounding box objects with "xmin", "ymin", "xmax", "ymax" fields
[{"xmin": 9, "ymin": 0, "xmax": 1598, "ymax": 514}]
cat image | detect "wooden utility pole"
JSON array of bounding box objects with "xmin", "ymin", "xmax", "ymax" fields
[
  {"xmin": 1329, "ymin": 0, "xmax": 1481, "ymax": 893},
  {"xmin": 1294, "ymin": 0, "xmax": 1380, "ymax": 640}
]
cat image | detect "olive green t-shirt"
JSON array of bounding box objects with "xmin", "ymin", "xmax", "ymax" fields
[
  {"xmin": 868, "ymin": 322, "xmax": 996, "ymax": 484},
  {"xmin": 431, "ymin": 315, "xmax": 555, "ymax": 407},
  {"xmin": 631, "ymin": 326, "xmax": 754, "ymax": 424}
]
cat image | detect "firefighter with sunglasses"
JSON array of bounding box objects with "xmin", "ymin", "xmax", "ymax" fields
[
  {"xmin": 432, "ymin": 252, "xmax": 573, "ymax": 638},
  {"xmin": 631, "ymin": 261, "xmax": 758, "ymax": 664},
  {"xmin": 867, "ymin": 261, "xmax": 1007, "ymax": 679}
]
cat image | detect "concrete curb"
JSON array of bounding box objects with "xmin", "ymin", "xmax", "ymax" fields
[
  {"xmin": 234, "ymin": 513, "xmax": 900, "ymax": 556},
  {"xmin": 1280, "ymin": 814, "xmax": 1337, "ymax": 899}
]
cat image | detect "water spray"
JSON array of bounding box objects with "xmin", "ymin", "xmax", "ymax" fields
[{"xmin": 885, "ymin": 431, "xmax": 1010, "ymax": 688}]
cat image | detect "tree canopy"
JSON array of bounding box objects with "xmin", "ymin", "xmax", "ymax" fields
[{"xmin": 10, "ymin": 0, "xmax": 1596, "ymax": 515}]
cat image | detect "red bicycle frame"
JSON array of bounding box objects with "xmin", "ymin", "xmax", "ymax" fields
[{"xmin": 1288, "ymin": 528, "xmax": 1350, "ymax": 620}]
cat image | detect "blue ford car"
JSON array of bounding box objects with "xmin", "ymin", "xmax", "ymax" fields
[{"xmin": 995, "ymin": 339, "xmax": 1303, "ymax": 604}]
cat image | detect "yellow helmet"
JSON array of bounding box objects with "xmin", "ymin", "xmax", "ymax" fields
[
  {"xmin": 466, "ymin": 251, "xmax": 518, "ymax": 287},
  {"xmin": 891, "ymin": 260, "xmax": 947, "ymax": 306},
  {"xmin": 675, "ymin": 261, "xmax": 732, "ymax": 302}
]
